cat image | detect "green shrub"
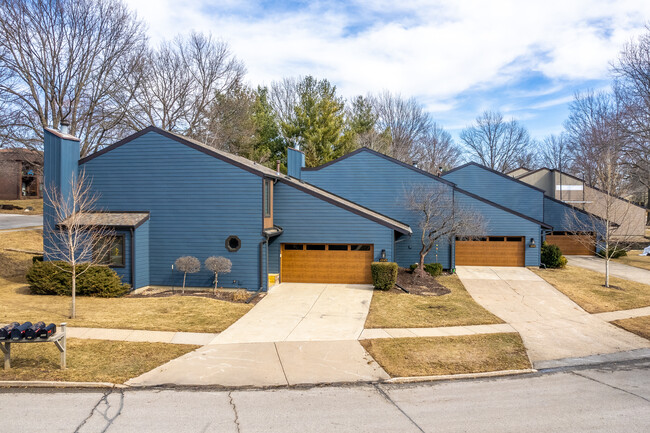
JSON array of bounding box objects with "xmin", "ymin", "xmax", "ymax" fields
[
  {"xmin": 371, "ymin": 262, "xmax": 398, "ymax": 291},
  {"xmin": 541, "ymin": 242, "xmax": 566, "ymax": 268},
  {"xmin": 409, "ymin": 262, "xmax": 443, "ymax": 276},
  {"xmin": 26, "ymin": 260, "xmax": 129, "ymax": 298},
  {"xmin": 558, "ymin": 256, "xmax": 568, "ymax": 268},
  {"xmin": 597, "ymin": 247, "xmax": 627, "ymax": 259}
]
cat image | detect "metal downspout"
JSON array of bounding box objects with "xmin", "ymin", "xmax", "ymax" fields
[{"xmin": 130, "ymin": 227, "xmax": 135, "ymax": 290}]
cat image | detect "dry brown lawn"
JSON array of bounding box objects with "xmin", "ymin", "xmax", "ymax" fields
[
  {"xmin": 614, "ymin": 250, "xmax": 650, "ymax": 271},
  {"xmin": 0, "ymin": 198, "xmax": 43, "ymax": 214},
  {"xmin": 0, "ymin": 339, "xmax": 198, "ymax": 383},
  {"xmin": 530, "ymin": 266, "xmax": 650, "ymax": 313},
  {"xmin": 365, "ymin": 274, "xmax": 503, "ymax": 328},
  {"xmin": 361, "ymin": 333, "xmax": 530, "ymax": 377},
  {"xmin": 611, "ymin": 315, "xmax": 650, "ymax": 340},
  {"xmin": 0, "ymin": 230, "xmax": 251, "ymax": 332}
]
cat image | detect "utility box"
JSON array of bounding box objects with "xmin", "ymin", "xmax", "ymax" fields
[{"xmin": 268, "ymin": 273, "xmax": 280, "ymax": 287}]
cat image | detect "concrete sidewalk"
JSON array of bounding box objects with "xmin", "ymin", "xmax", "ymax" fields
[
  {"xmin": 456, "ymin": 266, "xmax": 650, "ymax": 367},
  {"xmin": 568, "ymin": 255, "xmax": 650, "ymax": 285},
  {"xmin": 0, "ymin": 214, "xmax": 43, "ymax": 230}
]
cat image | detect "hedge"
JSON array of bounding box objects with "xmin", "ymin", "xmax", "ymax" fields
[
  {"xmin": 26, "ymin": 260, "xmax": 129, "ymax": 298},
  {"xmin": 409, "ymin": 262, "xmax": 443, "ymax": 277},
  {"xmin": 541, "ymin": 242, "xmax": 567, "ymax": 268},
  {"xmin": 371, "ymin": 262, "xmax": 398, "ymax": 291}
]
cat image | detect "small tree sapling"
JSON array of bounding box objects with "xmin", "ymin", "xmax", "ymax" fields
[
  {"xmin": 175, "ymin": 256, "xmax": 200, "ymax": 293},
  {"xmin": 204, "ymin": 256, "xmax": 232, "ymax": 294}
]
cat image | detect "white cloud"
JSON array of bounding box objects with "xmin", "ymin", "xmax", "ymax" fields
[{"xmin": 123, "ymin": 0, "xmax": 650, "ymax": 134}]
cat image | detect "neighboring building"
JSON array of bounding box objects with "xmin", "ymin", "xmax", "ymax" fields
[
  {"xmin": 42, "ymin": 126, "xmax": 604, "ymax": 292},
  {"xmin": 0, "ymin": 148, "xmax": 42, "ymax": 200},
  {"xmin": 508, "ymin": 167, "xmax": 646, "ymax": 238}
]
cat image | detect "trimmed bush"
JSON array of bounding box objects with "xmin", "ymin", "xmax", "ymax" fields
[
  {"xmin": 558, "ymin": 256, "xmax": 568, "ymax": 268},
  {"xmin": 409, "ymin": 262, "xmax": 443, "ymax": 277},
  {"xmin": 26, "ymin": 260, "xmax": 129, "ymax": 297},
  {"xmin": 597, "ymin": 247, "xmax": 627, "ymax": 259},
  {"xmin": 371, "ymin": 262, "xmax": 398, "ymax": 291},
  {"xmin": 541, "ymin": 242, "xmax": 566, "ymax": 268}
]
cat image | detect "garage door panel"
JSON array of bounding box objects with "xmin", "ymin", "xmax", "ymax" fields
[
  {"xmin": 456, "ymin": 237, "xmax": 525, "ymax": 267},
  {"xmin": 281, "ymin": 244, "xmax": 373, "ymax": 284},
  {"xmin": 546, "ymin": 233, "xmax": 595, "ymax": 255}
]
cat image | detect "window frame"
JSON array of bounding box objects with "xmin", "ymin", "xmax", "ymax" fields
[
  {"xmin": 94, "ymin": 235, "xmax": 125, "ymax": 268},
  {"xmin": 263, "ymin": 179, "xmax": 271, "ymax": 218},
  {"xmin": 226, "ymin": 235, "xmax": 241, "ymax": 252}
]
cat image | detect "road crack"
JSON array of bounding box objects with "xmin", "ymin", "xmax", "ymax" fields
[
  {"xmin": 373, "ymin": 384, "xmax": 426, "ymax": 433},
  {"xmin": 73, "ymin": 388, "xmax": 124, "ymax": 433},
  {"xmin": 228, "ymin": 391, "xmax": 242, "ymax": 433},
  {"xmin": 571, "ymin": 371, "xmax": 650, "ymax": 403}
]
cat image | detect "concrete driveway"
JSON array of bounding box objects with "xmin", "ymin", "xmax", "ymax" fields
[
  {"xmin": 0, "ymin": 214, "xmax": 42, "ymax": 230},
  {"xmin": 128, "ymin": 283, "xmax": 389, "ymax": 387},
  {"xmin": 568, "ymin": 255, "xmax": 650, "ymax": 285},
  {"xmin": 211, "ymin": 283, "xmax": 373, "ymax": 344},
  {"xmin": 456, "ymin": 266, "xmax": 649, "ymax": 367}
]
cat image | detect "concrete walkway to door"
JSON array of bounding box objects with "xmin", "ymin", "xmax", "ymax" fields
[
  {"xmin": 455, "ymin": 266, "xmax": 650, "ymax": 367},
  {"xmin": 567, "ymin": 255, "xmax": 650, "ymax": 285},
  {"xmin": 127, "ymin": 283, "xmax": 389, "ymax": 387}
]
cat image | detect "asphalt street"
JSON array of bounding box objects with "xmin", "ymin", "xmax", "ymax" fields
[
  {"xmin": 0, "ymin": 214, "xmax": 43, "ymax": 230},
  {"xmin": 1, "ymin": 359, "xmax": 648, "ymax": 433}
]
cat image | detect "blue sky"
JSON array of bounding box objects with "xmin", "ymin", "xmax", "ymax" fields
[{"xmin": 125, "ymin": 0, "xmax": 650, "ymax": 141}]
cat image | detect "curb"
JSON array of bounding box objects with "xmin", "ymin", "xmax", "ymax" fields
[
  {"xmin": 0, "ymin": 381, "xmax": 128, "ymax": 389},
  {"xmin": 385, "ymin": 368, "xmax": 537, "ymax": 384}
]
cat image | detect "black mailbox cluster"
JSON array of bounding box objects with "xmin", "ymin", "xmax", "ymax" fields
[{"xmin": 0, "ymin": 322, "xmax": 56, "ymax": 341}]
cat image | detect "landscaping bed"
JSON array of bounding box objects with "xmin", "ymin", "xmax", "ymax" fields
[
  {"xmin": 394, "ymin": 267, "xmax": 450, "ymax": 296},
  {"xmin": 611, "ymin": 315, "xmax": 650, "ymax": 340},
  {"xmin": 128, "ymin": 288, "xmax": 263, "ymax": 305},
  {"xmin": 361, "ymin": 333, "xmax": 530, "ymax": 377},
  {"xmin": 530, "ymin": 266, "xmax": 650, "ymax": 313},
  {"xmin": 0, "ymin": 339, "xmax": 199, "ymax": 383},
  {"xmin": 365, "ymin": 273, "xmax": 503, "ymax": 328}
]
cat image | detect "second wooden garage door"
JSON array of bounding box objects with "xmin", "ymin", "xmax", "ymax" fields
[
  {"xmin": 281, "ymin": 244, "xmax": 374, "ymax": 284},
  {"xmin": 546, "ymin": 232, "xmax": 595, "ymax": 255},
  {"xmin": 455, "ymin": 236, "xmax": 525, "ymax": 267}
]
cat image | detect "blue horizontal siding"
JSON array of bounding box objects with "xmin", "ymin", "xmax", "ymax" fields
[
  {"xmin": 443, "ymin": 164, "xmax": 544, "ymax": 222},
  {"xmin": 543, "ymin": 197, "xmax": 594, "ymax": 232},
  {"xmin": 134, "ymin": 221, "xmax": 149, "ymax": 288},
  {"xmin": 82, "ymin": 131, "xmax": 264, "ymax": 290},
  {"xmin": 268, "ymin": 182, "xmax": 394, "ymax": 277}
]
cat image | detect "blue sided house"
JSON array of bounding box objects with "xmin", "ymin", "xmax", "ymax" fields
[{"xmin": 42, "ymin": 126, "xmax": 599, "ymax": 292}]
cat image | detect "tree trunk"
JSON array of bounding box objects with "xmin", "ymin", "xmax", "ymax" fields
[
  {"xmin": 182, "ymin": 272, "xmax": 187, "ymax": 294},
  {"xmin": 214, "ymin": 273, "xmax": 218, "ymax": 295},
  {"xmin": 71, "ymin": 266, "xmax": 76, "ymax": 319},
  {"xmin": 605, "ymin": 259, "xmax": 610, "ymax": 288},
  {"xmin": 416, "ymin": 253, "xmax": 427, "ymax": 278}
]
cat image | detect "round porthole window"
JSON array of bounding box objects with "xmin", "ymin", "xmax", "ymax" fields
[{"xmin": 226, "ymin": 236, "xmax": 241, "ymax": 252}]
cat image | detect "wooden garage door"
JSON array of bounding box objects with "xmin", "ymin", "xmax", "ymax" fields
[
  {"xmin": 455, "ymin": 236, "xmax": 525, "ymax": 267},
  {"xmin": 546, "ymin": 232, "xmax": 595, "ymax": 255},
  {"xmin": 281, "ymin": 244, "xmax": 374, "ymax": 284}
]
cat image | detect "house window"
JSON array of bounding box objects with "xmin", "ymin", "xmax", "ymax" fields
[
  {"xmin": 350, "ymin": 244, "xmax": 371, "ymax": 251},
  {"xmin": 94, "ymin": 235, "xmax": 125, "ymax": 267},
  {"xmin": 226, "ymin": 235, "xmax": 241, "ymax": 252},
  {"xmin": 263, "ymin": 179, "xmax": 271, "ymax": 217}
]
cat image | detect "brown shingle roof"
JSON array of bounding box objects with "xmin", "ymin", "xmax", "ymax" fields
[{"xmin": 59, "ymin": 212, "xmax": 149, "ymax": 228}]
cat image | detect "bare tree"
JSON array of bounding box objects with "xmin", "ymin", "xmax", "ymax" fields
[
  {"xmin": 460, "ymin": 111, "xmax": 532, "ymax": 172},
  {"xmin": 412, "ymin": 123, "xmax": 462, "ymax": 173},
  {"xmin": 43, "ymin": 171, "xmax": 114, "ymax": 318},
  {"xmin": 203, "ymin": 83, "xmax": 256, "ymax": 155},
  {"xmin": 539, "ymin": 134, "xmax": 571, "ymax": 171},
  {"xmin": 612, "ymin": 24, "xmax": 650, "ymax": 212},
  {"xmin": 174, "ymin": 256, "xmax": 200, "ymax": 293},
  {"xmin": 128, "ymin": 32, "xmax": 246, "ymax": 138},
  {"xmin": 370, "ymin": 91, "xmax": 431, "ymax": 162},
  {"xmin": 0, "ymin": 0, "xmax": 148, "ymax": 157},
  {"xmin": 405, "ymin": 184, "xmax": 486, "ymax": 278},
  {"xmin": 268, "ymin": 77, "xmax": 299, "ymax": 129},
  {"xmin": 204, "ymin": 256, "xmax": 232, "ymax": 294}
]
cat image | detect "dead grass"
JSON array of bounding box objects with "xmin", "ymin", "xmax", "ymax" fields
[
  {"xmin": 614, "ymin": 250, "xmax": 650, "ymax": 271},
  {"xmin": 611, "ymin": 315, "xmax": 650, "ymax": 340},
  {"xmin": 0, "ymin": 230, "xmax": 252, "ymax": 333},
  {"xmin": 0, "ymin": 339, "xmax": 198, "ymax": 383},
  {"xmin": 0, "ymin": 198, "xmax": 43, "ymax": 214},
  {"xmin": 361, "ymin": 333, "xmax": 530, "ymax": 377},
  {"xmin": 530, "ymin": 266, "xmax": 650, "ymax": 313},
  {"xmin": 365, "ymin": 274, "xmax": 503, "ymax": 328}
]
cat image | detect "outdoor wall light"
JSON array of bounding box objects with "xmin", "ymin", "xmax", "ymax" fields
[
  {"xmin": 529, "ymin": 238, "xmax": 536, "ymax": 248},
  {"xmin": 380, "ymin": 249, "xmax": 387, "ymax": 262}
]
